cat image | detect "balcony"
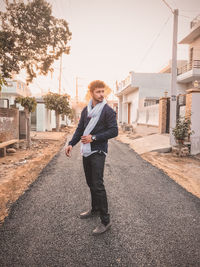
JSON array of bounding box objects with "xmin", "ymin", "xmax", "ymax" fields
[
  {"xmin": 190, "ymin": 14, "xmax": 200, "ymax": 31},
  {"xmin": 177, "ymin": 60, "xmax": 200, "ymax": 83}
]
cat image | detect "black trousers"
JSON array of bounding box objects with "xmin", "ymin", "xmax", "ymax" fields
[{"xmin": 82, "ymin": 152, "xmax": 110, "ymax": 226}]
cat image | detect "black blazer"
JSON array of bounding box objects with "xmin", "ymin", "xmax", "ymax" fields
[{"xmin": 68, "ymin": 104, "xmax": 118, "ymax": 153}]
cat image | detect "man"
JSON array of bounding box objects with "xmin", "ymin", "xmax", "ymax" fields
[{"xmin": 65, "ymin": 80, "xmax": 118, "ymax": 235}]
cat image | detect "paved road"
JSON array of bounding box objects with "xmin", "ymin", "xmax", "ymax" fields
[{"xmin": 0, "ymin": 139, "xmax": 200, "ymax": 266}]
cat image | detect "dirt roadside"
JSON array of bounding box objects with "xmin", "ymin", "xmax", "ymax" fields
[
  {"xmin": 1, "ymin": 126, "xmax": 199, "ymax": 223},
  {"xmin": 0, "ymin": 128, "xmax": 73, "ymax": 223},
  {"xmin": 117, "ymin": 131, "xmax": 200, "ymax": 199}
]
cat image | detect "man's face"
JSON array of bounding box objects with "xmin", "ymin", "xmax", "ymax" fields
[{"xmin": 91, "ymin": 87, "xmax": 105, "ymax": 103}]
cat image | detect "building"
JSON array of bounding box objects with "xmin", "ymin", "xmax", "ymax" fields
[
  {"xmin": 160, "ymin": 59, "xmax": 187, "ymax": 74},
  {"xmin": 31, "ymin": 97, "xmax": 71, "ymax": 132},
  {"xmin": 0, "ymin": 78, "xmax": 31, "ymax": 108},
  {"xmin": 159, "ymin": 14, "xmax": 200, "ymax": 154},
  {"xmin": 106, "ymin": 89, "xmax": 118, "ymax": 117},
  {"xmin": 177, "ymin": 14, "xmax": 200, "ymax": 88},
  {"xmin": 116, "ymin": 71, "xmax": 174, "ymax": 126},
  {"xmin": 177, "ymin": 14, "xmax": 200, "ymax": 155}
]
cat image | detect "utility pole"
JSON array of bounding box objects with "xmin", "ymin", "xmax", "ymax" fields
[
  {"xmin": 161, "ymin": 1, "xmax": 179, "ymax": 145},
  {"xmin": 58, "ymin": 54, "xmax": 62, "ymax": 94},
  {"xmin": 170, "ymin": 9, "xmax": 178, "ymax": 146}
]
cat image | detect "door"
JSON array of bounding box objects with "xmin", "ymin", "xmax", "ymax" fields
[
  {"xmin": 166, "ymin": 98, "xmax": 170, "ymax": 133},
  {"xmin": 128, "ymin": 103, "xmax": 131, "ymax": 124}
]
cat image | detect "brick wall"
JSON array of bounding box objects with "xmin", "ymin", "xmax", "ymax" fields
[
  {"xmin": 185, "ymin": 93, "xmax": 192, "ymax": 118},
  {"xmin": 159, "ymin": 97, "xmax": 168, "ymax": 134},
  {"xmin": 0, "ymin": 108, "xmax": 19, "ymax": 142}
]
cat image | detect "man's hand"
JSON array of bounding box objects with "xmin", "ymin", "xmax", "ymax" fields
[
  {"xmin": 81, "ymin": 135, "xmax": 92, "ymax": 144},
  {"xmin": 65, "ymin": 145, "xmax": 72, "ymax": 157}
]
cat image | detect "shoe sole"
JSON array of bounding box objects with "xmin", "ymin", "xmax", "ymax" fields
[{"xmin": 92, "ymin": 223, "xmax": 112, "ymax": 235}]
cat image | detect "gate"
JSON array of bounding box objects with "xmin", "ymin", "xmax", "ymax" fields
[
  {"xmin": 166, "ymin": 98, "xmax": 170, "ymax": 133},
  {"xmin": 176, "ymin": 94, "xmax": 186, "ymax": 120}
]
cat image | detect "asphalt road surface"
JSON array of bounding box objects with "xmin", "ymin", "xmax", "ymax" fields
[{"xmin": 0, "ymin": 139, "xmax": 200, "ymax": 267}]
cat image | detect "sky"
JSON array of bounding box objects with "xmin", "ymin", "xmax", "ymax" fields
[{"xmin": 1, "ymin": 0, "xmax": 200, "ymax": 100}]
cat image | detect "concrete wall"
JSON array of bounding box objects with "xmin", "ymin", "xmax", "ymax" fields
[
  {"xmin": 131, "ymin": 72, "xmax": 186, "ymax": 96},
  {"xmin": 117, "ymin": 72, "xmax": 187, "ymax": 127},
  {"xmin": 190, "ymin": 91, "xmax": 200, "ymax": 155},
  {"xmin": 36, "ymin": 103, "xmax": 46, "ymax": 131},
  {"xmin": 189, "ymin": 36, "xmax": 200, "ymax": 60},
  {"xmin": 0, "ymin": 96, "xmax": 24, "ymax": 110},
  {"xmin": 122, "ymin": 103, "xmax": 128, "ymax": 124},
  {"xmin": 125, "ymin": 90, "xmax": 139, "ymax": 123},
  {"xmin": 45, "ymin": 108, "xmax": 52, "ymax": 131},
  {"xmin": 34, "ymin": 103, "xmax": 68, "ymax": 132},
  {"xmin": 131, "ymin": 73, "xmax": 171, "ymax": 99},
  {"xmin": 0, "ymin": 108, "xmax": 19, "ymax": 142},
  {"xmin": 36, "ymin": 103, "xmax": 54, "ymax": 131},
  {"xmin": 137, "ymin": 104, "xmax": 159, "ymax": 127},
  {"xmin": 51, "ymin": 110, "xmax": 56, "ymax": 129}
]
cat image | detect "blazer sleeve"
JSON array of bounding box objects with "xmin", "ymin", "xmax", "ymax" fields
[
  {"xmin": 68, "ymin": 109, "xmax": 85, "ymax": 147},
  {"xmin": 95, "ymin": 108, "xmax": 118, "ymax": 141}
]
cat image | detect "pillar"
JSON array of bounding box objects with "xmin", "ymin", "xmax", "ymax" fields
[
  {"xmin": 159, "ymin": 97, "xmax": 168, "ymax": 134},
  {"xmin": 186, "ymin": 88, "xmax": 200, "ymax": 155}
]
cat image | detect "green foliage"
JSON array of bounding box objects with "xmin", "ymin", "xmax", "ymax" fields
[
  {"xmin": 68, "ymin": 108, "xmax": 75, "ymax": 121},
  {"xmin": 0, "ymin": 75, "xmax": 7, "ymax": 91},
  {"xmin": 172, "ymin": 117, "xmax": 192, "ymax": 141},
  {"xmin": 43, "ymin": 93, "xmax": 71, "ymax": 115},
  {"xmin": 15, "ymin": 96, "xmax": 37, "ymax": 113},
  {"xmin": 0, "ymin": 0, "xmax": 71, "ymax": 83}
]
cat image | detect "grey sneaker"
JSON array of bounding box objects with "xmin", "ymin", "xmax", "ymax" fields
[
  {"xmin": 80, "ymin": 210, "xmax": 99, "ymax": 219},
  {"xmin": 92, "ymin": 222, "xmax": 112, "ymax": 235}
]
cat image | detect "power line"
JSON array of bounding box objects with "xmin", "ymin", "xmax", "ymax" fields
[
  {"xmin": 136, "ymin": 15, "xmax": 172, "ymax": 70},
  {"xmin": 179, "ymin": 14, "xmax": 196, "ymax": 19},
  {"xmin": 161, "ymin": 0, "xmax": 174, "ymax": 13},
  {"xmin": 180, "ymin": 10, "xmax": 200, "ymax": 13}
]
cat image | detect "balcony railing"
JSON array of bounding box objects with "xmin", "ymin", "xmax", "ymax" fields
[
  {"xmin": 177, "ymin": 60, "xmax": 200, "ymax": 76},
  {"xmin": 190, "ymin": 14, "xmax": 200, "ymax": 29}
]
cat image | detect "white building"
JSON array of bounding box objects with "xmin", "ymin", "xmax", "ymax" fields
[
  {"xmin": 177, "ymin": 14, "xmax": 200, "ymax": 88},
  {"xmin": 31, "ymin": 98, "xmax": 71, "ymax": 132},
  {"xmin": 116, "ymin": 72, "xmax": 167, "ymax": 126},
  {"xmin": 178, "ymin": 14, "xmax": 200, "ymax": 155},
  {"xmin": 0, "ymin": 79, "xmax": 31, "ymax": 109},
  {"xmin": 116, "ymin": 71, "xmax": 187, "ymax": 127}
]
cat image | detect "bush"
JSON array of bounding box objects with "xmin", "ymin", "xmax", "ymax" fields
[{"xmin": 172, "ymin": 117, "xmax": 192, "ymax": 141}]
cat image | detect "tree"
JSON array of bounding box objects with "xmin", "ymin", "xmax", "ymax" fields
[
  {"xmin": 15, "ymin": 96, "xmax": 37, "ymax": 148},
  {"xmin": 85, "ymin": 85, "xmax": 112, "ymax": 103},
  {"xmin": 0, "ymin": 0, "xmax": 71, "ymax": 83},
  {"xmin": 68, "ymin": 107, "xmax": 76, "ymax": 123},
  {"xmin": 43, "ymin": 93, "xmax": 71, "ymax": 131},
  {"xmin": 0, "ymin": 74, "xmax": 7, "ymax": 92}
]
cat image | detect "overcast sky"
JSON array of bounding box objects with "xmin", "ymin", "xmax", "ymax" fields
[
  {"xmin": 50, "ymin": 0, "xmax": 200, "ymax": 99},
  {"xmin": 1, "ymin": 0, "xmax": 200, "ymax": 99}
]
